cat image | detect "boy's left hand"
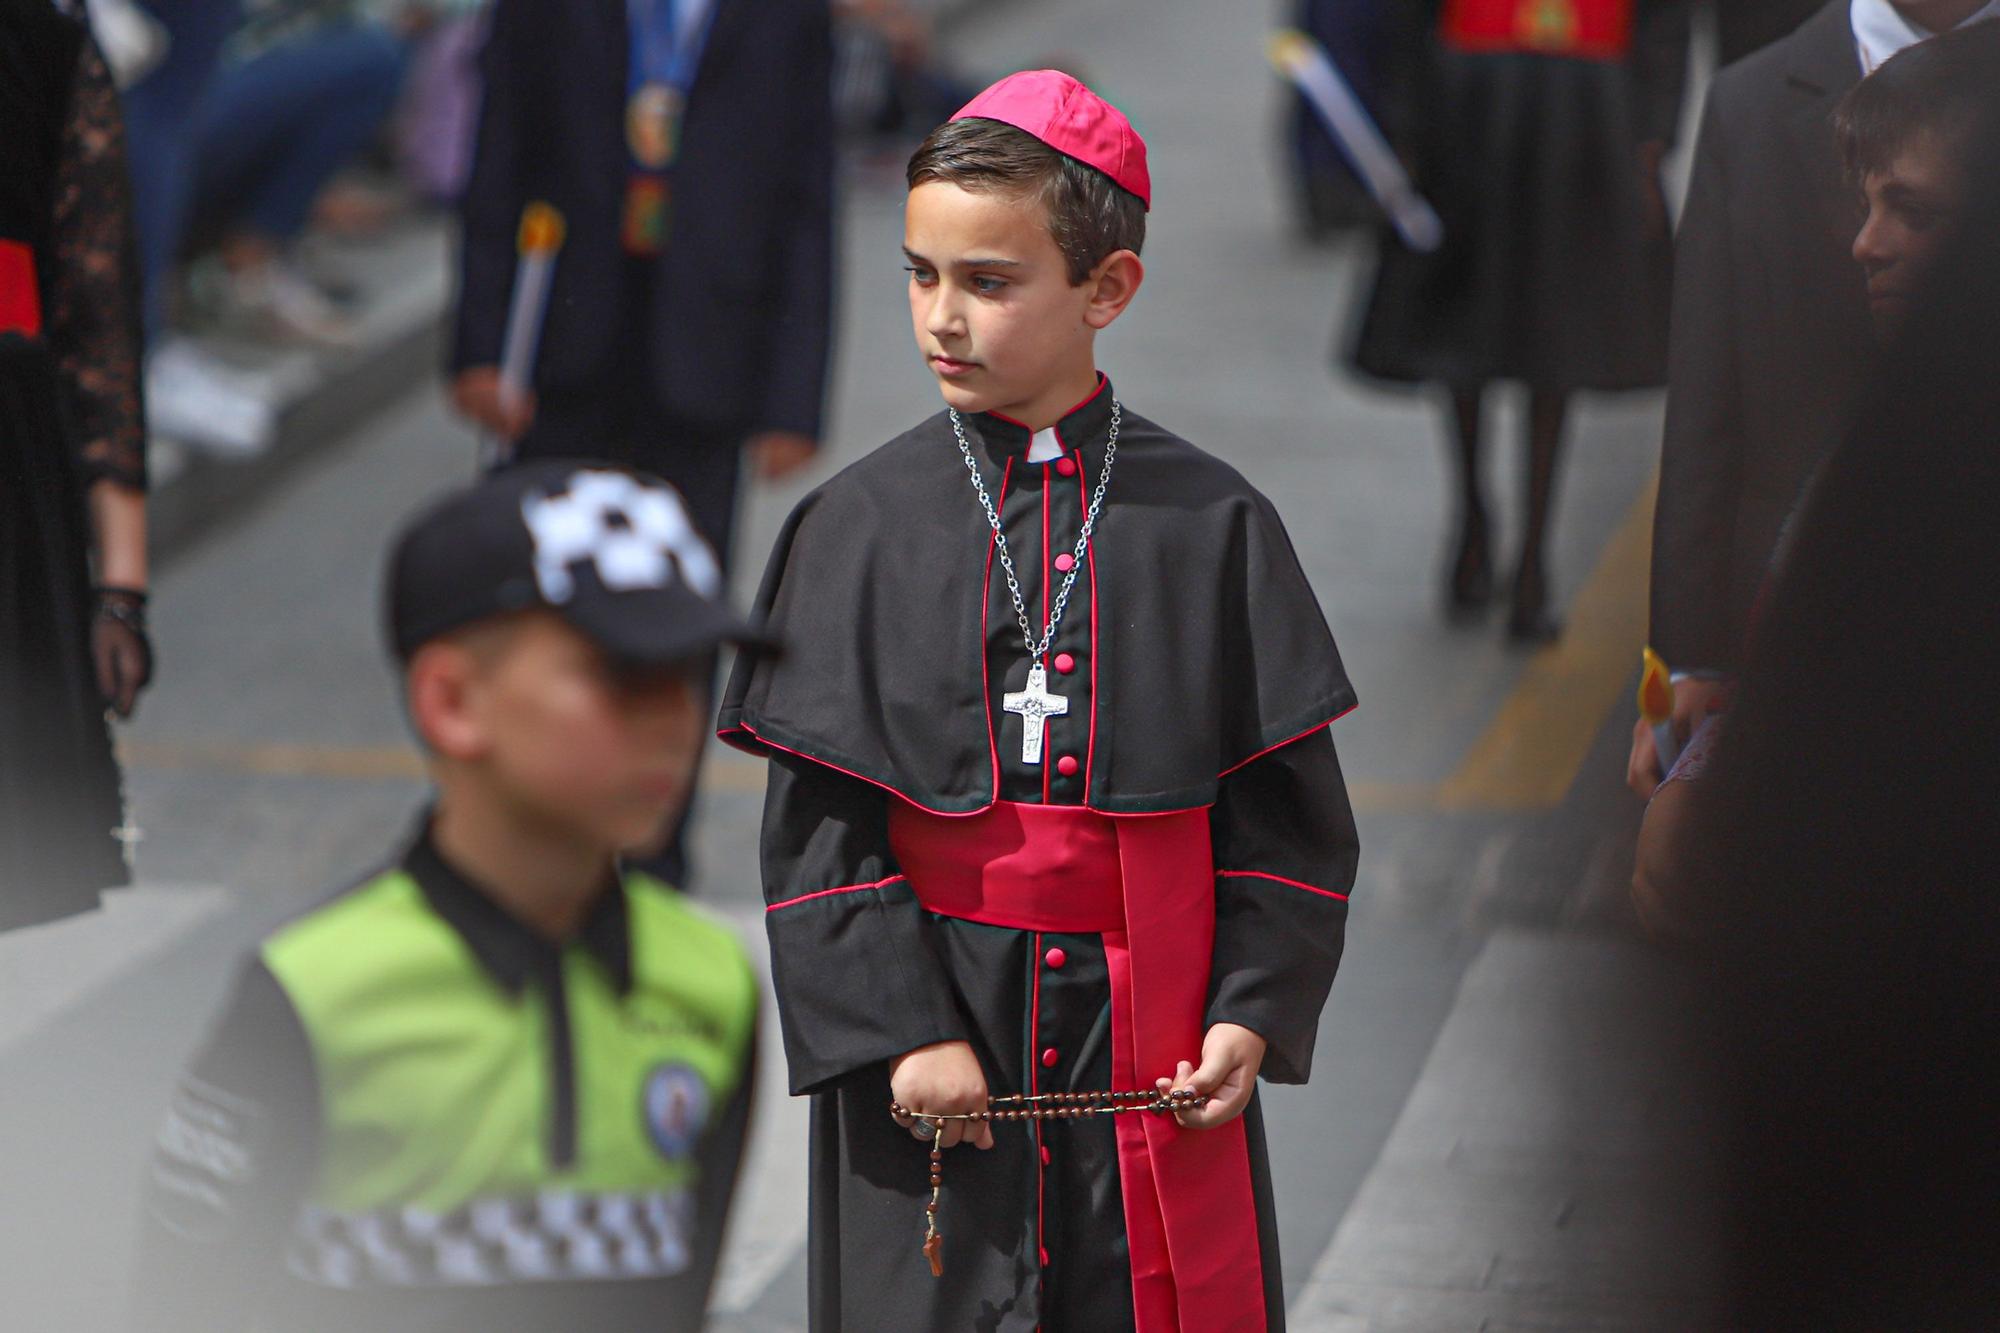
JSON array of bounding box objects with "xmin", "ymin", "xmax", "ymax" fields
[{"xmin": 1156, "ymin": 1022, "xmax": 1266, "ymax": 1129}]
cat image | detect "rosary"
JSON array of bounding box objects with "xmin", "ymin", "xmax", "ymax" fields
[
  {"xmin": 950, "ymin": 402, "xmax": 1120, "ymax": 766},
  {"xmin": 889, "ymin": 1087, "xmax": 1206, "ymax": 1277}
]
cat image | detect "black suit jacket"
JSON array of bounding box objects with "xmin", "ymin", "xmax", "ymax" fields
[
  {"xmin": 1715, "ymin": 0, "xmax": 1827, "ymax": 64},
  {"xmin": 451, "ymin": 0, "xmax": 835, "ymax": 441},
  {"xmin": 1648, "ymin": 0, "xmax": 1874, "ymax": 671}
]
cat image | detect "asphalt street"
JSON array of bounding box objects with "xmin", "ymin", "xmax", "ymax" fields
[{"xmin": 0, "ymin": 0, "xmax": 1720, "ymax": 1328}]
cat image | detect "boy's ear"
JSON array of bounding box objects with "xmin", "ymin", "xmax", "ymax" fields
[
  {"xmin": 406, "ymin": 642, "xmax": 489, "ymax": 761},
  {"xmin": 1082, "ymin": 250, "xmax": 1145, "ymax": 330}
]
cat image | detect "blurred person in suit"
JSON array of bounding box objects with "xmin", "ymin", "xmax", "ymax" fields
[
  {"xmin": 1630, "ymin": 0, "xmax": 1997, "ymax": 796},
  {"xmin": 1674, "ymin": 32, "xmax": 2000, "ymax": 1320},
  {"xmin": 449, "ymin": 0, "xmax": 835, "ymax": 887}
]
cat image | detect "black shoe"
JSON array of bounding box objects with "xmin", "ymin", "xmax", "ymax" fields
[
  {"xmin": 1445, "ymin": 516, "xmax": 1494, "ymax": 619},
  {"xmin": 1505, "ymin": 566, "xmax": 1563, "ymax": 644}
]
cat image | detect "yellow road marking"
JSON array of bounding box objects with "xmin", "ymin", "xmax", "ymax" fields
[
  {"xmin": 122, "ymin": 478, "xmax": 1657, "ymax": 815},
  {"xmin": 1433, "ymin": 474, "xmax": 1656, "ymax": 811},
  {"xmin": 120, "ymin": 740, "xmax": 770, "ymax": 793}
]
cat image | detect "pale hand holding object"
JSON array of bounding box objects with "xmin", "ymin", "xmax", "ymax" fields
[
  {"xmin": 890, "ymin": 1040, "xmax": 996, "ymax": 1150},
  {"xmin": 452, "ymin": 366, "xmax": 537, "ymax": 442},
  {"xmin": 1156, "ymin": 1022, "xmax": 1266, "ymax": 1129}
]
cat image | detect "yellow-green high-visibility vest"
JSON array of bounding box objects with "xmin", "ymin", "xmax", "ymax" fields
[{"xmin": 260, "ymin": 863, "xmax": 756, "ymax": 1288}]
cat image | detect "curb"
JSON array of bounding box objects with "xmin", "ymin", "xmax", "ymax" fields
[{"xmin": 149, "ymin": 222, "xmax": 452, "ymax": 561}]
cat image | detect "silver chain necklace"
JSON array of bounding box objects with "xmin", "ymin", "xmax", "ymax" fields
[{"xmin": 950, "ymin": 401, "xmax": 1120, "ymax": 765}]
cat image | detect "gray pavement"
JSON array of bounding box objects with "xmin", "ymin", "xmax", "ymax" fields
[{"xmin": 0, "ymin": 0, "xmax": 1722, "ymax": 1328}]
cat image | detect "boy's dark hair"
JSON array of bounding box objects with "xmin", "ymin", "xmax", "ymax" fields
[
  {"xmin": 907, "ymin": 117, "xmax": 1146, "ymax": 285},
  {"xmin": 1835, "ymin": 20, "xmax": 2000, "ymax": 184}
]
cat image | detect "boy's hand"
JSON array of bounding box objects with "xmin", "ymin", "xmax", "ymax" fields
[
  {"xmin": 1156, "ymin": 1022, "xmax": 1266, "ymax": 1130},
  {"xmin": 890, "ymin": 1041, "xmax": 995, "ymax": 1150},
  {"xmin": 451, "ymin": 366, "xmax": 537, "ymax": 441}
]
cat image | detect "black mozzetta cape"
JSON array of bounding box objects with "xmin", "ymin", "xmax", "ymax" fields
[
  {"xmin": 718, "ymin": 385, "xmax": 1356, "ymax": 814},
  {"xmin": 720, "ymin": 382, "xmax": 1360, "ymax": 1329}
]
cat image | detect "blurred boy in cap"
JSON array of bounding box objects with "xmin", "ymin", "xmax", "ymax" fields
[
  {"xmin": 131, "ymin": 463, "xmax": 764, "ymax": 1332},
  {"xmin": 720, "ymin": 70, "xmax": 1359, "ymax": 1331}
]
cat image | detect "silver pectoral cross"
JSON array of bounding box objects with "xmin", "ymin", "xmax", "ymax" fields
[{"xmin": 1002, "ymin": 662, "xmax": 1069, "ymax": 766}]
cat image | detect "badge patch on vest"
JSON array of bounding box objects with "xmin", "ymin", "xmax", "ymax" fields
[{"xmin": 642, "ymin": 1063, "xmax": 711, "ymax": 1159}]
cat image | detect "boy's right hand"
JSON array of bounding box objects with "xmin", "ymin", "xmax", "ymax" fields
[
  {"xmin": 889, "ymin": 1041, "xmax": 994, "ymax": 1150},
  {"xmin": 451, "ymin": 366, "xmax": 537, "ymax": 441}
]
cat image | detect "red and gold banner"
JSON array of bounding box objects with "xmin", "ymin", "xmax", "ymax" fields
[{"xmin": 1440, "ymin": 0, "xmax": 1636, "ymax": 60}]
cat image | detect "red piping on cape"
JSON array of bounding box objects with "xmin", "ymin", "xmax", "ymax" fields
[
  {"xmin": 766, "ymin": 874, "xmax": 910, "ymax": 913},
  {"xmin": 1217, "ymin": 703, "xmax": 1359, "ymax": 779},
  {"xmin": 723, "ymin": 714, "xmax": 1349, "ymax": 820},
  {"xmin": 730, "ymin": 719, "xmax": 1203, "ymax": 818},
  {"xmin": 1216, "ymin": 869, "xmax": 1350, "ymax": 903}
]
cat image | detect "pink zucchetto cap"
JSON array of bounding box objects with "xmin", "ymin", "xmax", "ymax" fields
[{"xmin": 951, "ymin": 70, "xmax": 1151, "ymax": 210}]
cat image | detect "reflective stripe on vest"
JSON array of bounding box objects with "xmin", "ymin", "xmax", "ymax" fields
[{"xmin": 261, "ymin": 870, "xmax": 756, "ymax": 1253}]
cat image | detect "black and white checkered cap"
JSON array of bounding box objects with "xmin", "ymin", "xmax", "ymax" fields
[{"xmin": 386, "ymin": 462, "xmax": 773, "ymax": 666}]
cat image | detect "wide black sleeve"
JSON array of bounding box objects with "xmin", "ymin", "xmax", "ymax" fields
[
  {"xmin": 48, "ymin": 33, "xmax": 146, "ymax": 491},
  {"xmin": 449, "ymin": 0, "xmax": 527, "ymax": 374},
  {"xmin": 128, "ymin": 960, "xmax": 320, "ymax": 1333},
  {"xmin": 1204, "ymin": 727, "xmax": 1359, "ymax": 1086},
  {"xmin": 1649, "ymin": 81, "xmax": 1743, "ymax": 671},
  {"xmin": 760, "ymin": 751, "xmax": 967, "ymax": 1094},
  {"xmin": 750, "ymin": 0, "xmax": 835, "ymax": 440}
]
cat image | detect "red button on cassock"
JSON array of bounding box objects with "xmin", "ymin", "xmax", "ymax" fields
[
  {"xmin": 1041, "ymin": 1145, "xmax": 1053, "ymax": 1166},
  {"xmin": 1053, "ymin": 552, "xmax": 1075, "ymax": 573},
  {"xmin": 1044, "ymin": 946, "xmax": 1067, "ymax": 969},
  {"xmin": 1053, "ymin": 652, "xmax": 1076, "ymax": 674},
  {"xmin": 1056, "ymin": 755, "xmax": 1080, "ymax": 778},
  {"xmin": 1055, "ymin": 457, "xmax": 1077, "ymax": 477},
  {"xmin": 1041, "ymin": 1047, "xmax": 1060, "ymax": 1068}
]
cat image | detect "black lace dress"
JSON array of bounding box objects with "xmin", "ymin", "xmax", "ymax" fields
[{"xmin": 1, "ymin": 2, "xmax": 147, "ymax": 926}]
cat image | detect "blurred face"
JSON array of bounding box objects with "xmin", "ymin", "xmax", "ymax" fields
[
  {"xmin": 1852, "ymin": 132, "xmax": 1966, "ymax": 335},
  {"xmin": 904, "ymin": 180, "xmax": 1139, "ymax": 427},
  {"xmin": 416, "ymin": 614, "xmax": 704, "ymax": 852}
]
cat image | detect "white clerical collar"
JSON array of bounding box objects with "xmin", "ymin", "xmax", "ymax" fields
[
  {"xmin": 1851, "ymin": 0, "xmax": 2000, "ymax": 74},
  {"xmin": 1026, "ymin": 426, "xmax": 1063, "ymax": 463}
]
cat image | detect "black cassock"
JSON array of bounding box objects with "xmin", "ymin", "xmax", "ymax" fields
[{"xmin": 720, "ymin": 381, "xmax": 1360, "ymax": 1331}]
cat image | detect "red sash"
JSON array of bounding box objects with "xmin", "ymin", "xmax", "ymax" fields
[
  {"xmin": 1440, "ymin": 0, "xmax": 1635, "ymax": 60},
  {"xmin": 0, "ymin": 240, "xmax": 43, "ymax": 338},
  {"xmin": 888, "ymin": 800, "xmax": 1266, "ymax": 1332}
]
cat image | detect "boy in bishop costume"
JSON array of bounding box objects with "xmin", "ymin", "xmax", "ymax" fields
[{"xmin": 720, "ymin": 71, "xmax": 1360, "ymax": 1332}]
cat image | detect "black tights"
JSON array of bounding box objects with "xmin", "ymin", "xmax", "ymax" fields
[{"xmin": 1447, "ymin": 385, "xmax": 1569, "ymax": 598}]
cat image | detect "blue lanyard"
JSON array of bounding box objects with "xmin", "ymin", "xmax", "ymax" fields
[{"xmin": 627, "ymin": 0, "xmax": 719, "ymax": 97}]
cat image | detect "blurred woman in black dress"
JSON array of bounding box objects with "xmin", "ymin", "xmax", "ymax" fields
[
  {"xmin": 1353, "ymin": 0, "xmax": 1688, "ymax": 640},
  {"xmin": 2, "ymin": 0, "xmax": 153, "ymax": 926}
]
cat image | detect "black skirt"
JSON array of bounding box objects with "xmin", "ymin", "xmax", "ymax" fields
[
  {"xmin": 1351, "ymin": 49, "xmax": 1673, "ymax": 392},
  {"xmin": 0, "ymin": 339, "xmax": 128, "ymax": 925}
]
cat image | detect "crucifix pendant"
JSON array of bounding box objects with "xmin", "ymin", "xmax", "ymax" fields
[{"xmin": 1002, "ymin": 662, "xmax": 1069, "ymax": 765}]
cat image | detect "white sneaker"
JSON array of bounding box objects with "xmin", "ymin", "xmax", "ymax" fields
[{"xmin": 144, "ymin": 339, "xmax": 279, "ymax": 458}]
